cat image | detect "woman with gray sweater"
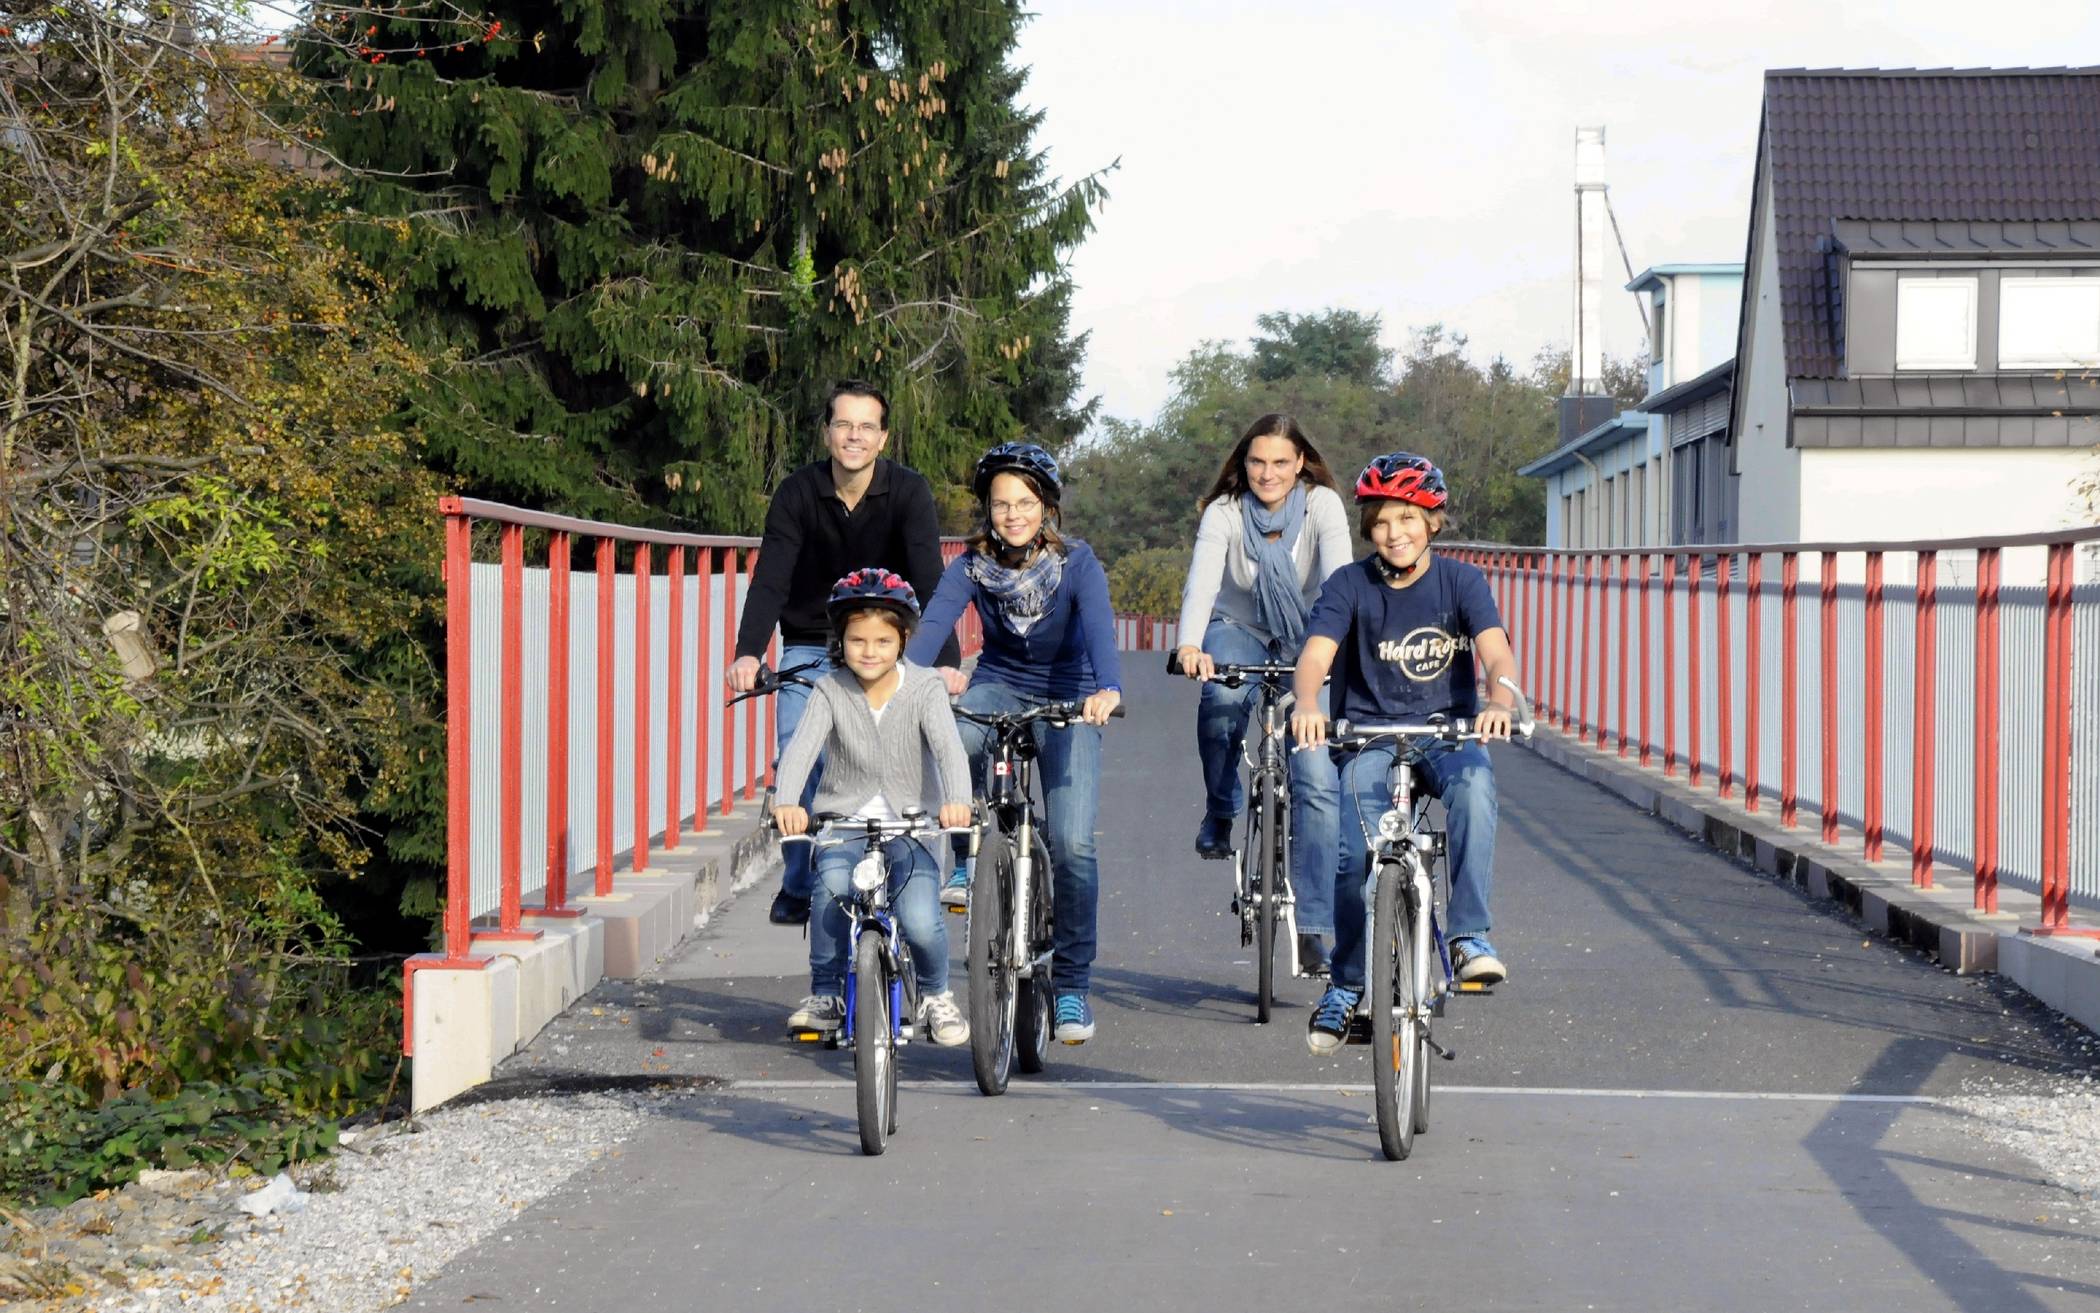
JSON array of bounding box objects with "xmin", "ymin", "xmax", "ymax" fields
[
  {"xmin": 774, "ymin": 569, "xmax": 974, "ymax": 1045},
  {"xmin": 1174, "ymin": 414, "xmax": 1353, "ymax": 973}
]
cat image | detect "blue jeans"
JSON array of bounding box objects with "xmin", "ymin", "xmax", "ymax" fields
[
  {"xmin": 1330, "ymin": 740, "xmax": 1498, "ymax": 991},
  {"xmin": 772, "ymin": 644, "xmax": 832, "ymax": 898},
  {"xmin": 1194, "ymin": 620, "xmax": 1340, "ymax": 935},
  {"xmin": 810, "ymin": 837, "xmax": 948, "ymax": 996},
  {"xmin": 954, "ymin": 680, "xmax": 1102, "ymax": 993}
]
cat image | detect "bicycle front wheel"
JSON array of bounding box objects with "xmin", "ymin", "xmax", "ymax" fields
[
  {"xmin": 967, "ymin": 841, "xmax": 1016, "ymax": 1096},
  {"xmin": 1370, "ymin": 861, "xmax": 1420, "ymax": 1162},
  {"xmin": 854, "ymin": 932, "xmax": 894, "ymax": 1156},
  {"xmin": 1253, "ymin": 782, "xmax": 1280, "ymax": 1024}
]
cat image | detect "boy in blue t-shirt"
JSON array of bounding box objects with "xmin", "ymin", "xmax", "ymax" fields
[{"xmin": 1289, "ymin": 453, "xmax": 1521, "ymax": 1055}]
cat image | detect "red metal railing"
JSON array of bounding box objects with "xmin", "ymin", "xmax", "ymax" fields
[
  {"xmin": 407, "ymin": 499, "xmax": 988, "ymax": 1054},
  {"xmin": 1449, "ymin": 526, "xmax": 2100, "ymax": 938}
]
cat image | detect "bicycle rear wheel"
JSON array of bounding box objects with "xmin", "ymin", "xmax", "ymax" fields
[
  {"xmin": 1253, "ymin": 783, "xmax": 1279, "ymax": 1024},
  {"xmin": 967, "ymin": 840, "xmax": 1016, "ymax": 1096},
  {"xmin": 1369, "ymin": 861, "xmax": 1420, "ymax": 1162},
  {"xmin": 854, "ymin": 932, "xmax": 893, "ymax": 1156}
]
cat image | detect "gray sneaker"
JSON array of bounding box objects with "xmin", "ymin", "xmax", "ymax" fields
[
  {"xmin": 787, "ymin": 995, "xmax": 844, "ymax": 1033},
  {"xmin": 918, "ymin": 991, "xmax": 969, "ymax": 1046}
]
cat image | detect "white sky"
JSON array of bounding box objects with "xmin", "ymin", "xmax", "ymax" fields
[{"xmin": 1012, "ymin": 0, "xmax": 2100, "ymax": 428}]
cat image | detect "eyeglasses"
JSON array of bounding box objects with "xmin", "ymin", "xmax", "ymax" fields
[
  {"xmin": 827, "ymin": 420, "xmax": 885, "ymax": 439},
  {"xmin": 988, "ymin": 499, "xmax": 1042, "ymax": 517}
]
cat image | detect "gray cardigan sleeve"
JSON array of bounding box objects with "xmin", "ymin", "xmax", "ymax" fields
[
  {"xmin": 919, "ymin": 683, "xmax": 973, "ymax": 808},
  {"xmin": 1176, "ymin": 499, "xmax": 1233, "ymax": 642},
  {"xmin": 1309, "ymin": 486, "xmax": 1355, "ymax": 587},
  {"xmin": 772, "ymin": 680, "xmax": 833, "ymax": 807}
]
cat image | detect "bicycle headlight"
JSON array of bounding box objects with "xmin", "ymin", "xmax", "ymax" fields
[
  {"xmin": 1376, "ymin": 810, "xmax": 1405, "ymax": 842},
  {"xmin": 851, "ymin": 851, "xmax": 887, "ymax": 893}
]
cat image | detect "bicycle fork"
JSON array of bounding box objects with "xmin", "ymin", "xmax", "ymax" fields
[{"xmin": 1009, "ymin": 817, "xmax": 1050, "ymax": 980}]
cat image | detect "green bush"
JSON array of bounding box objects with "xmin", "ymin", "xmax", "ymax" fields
[{"xmin": 1106, "ymin": 546, "xmax": 1191, "ymax": 619}]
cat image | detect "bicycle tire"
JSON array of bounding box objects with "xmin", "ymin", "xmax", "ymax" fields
[
  {"xmin": 1254, "ymin": 781, "xmax": 1279, "ymax": 1024},
  {"xmin": 1016, "ymin": 833, "xmax": 1055, "ymax": 1073},
  {"xmin": 854, "ymin": 932, "xmax": 893, "ymax": 1156},
  {"xmin": 1370, "ymin": 861, "xmax": 1419, "ymax": 1162},
  {"xmin": 967, "ymin": 840, "xmax": 1016, "ymax": 1096}
]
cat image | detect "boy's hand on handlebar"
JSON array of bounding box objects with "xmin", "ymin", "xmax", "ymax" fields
[
  {"xmin": 1174, "ymin": 645, "xmax": 1214, "ymax": 682},
  {"xmin": 773, "ymin": 804, "xmax": 809, "ymax": 836},
  {"xmin": 938, "ymin": 802, "xmax": 973, "ymax": 830},
  {"xmin": 728, "ymin": 655, "xmax": 762, "ymax": 693},
  {"xmin": 937, "ymin": 665, "xmax": 969, "ymax": 697},
  {"xmin": 1081, "ymin": 688, "xmax": 1121, "ymax": 726},
  {"xmin": 1291, "ymin": 708, "xmax": 1329, "ymax": 749},
  {"xmin": 1476, "ymin": 704, "xmax": 1514, "ymax": 743}
]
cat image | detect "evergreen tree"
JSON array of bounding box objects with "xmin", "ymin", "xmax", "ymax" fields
[{"xmin": 306, "ymin": 0, "xmax": 1105, "ymax": 529}]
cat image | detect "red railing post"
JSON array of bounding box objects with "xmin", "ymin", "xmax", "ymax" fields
[
  {"xmin": 1638, "ymin": 553, "xmax": 1653, "ymax": 767},
  {"xmin": 1820, "ymin": 551, "xmax": 1839, "ymax": 846},
  {"xmin": 1863, "ymin": 550, "xmax": 1885, "ymax": 863},
  {"xmin": 539, "ymin": 531, "xmax": 578, "ymax": 916},
  {"xmin": 633, "ymin": 543, "xmax": 652, "ymax": 873},
  {"xmin": 1780, "ymin": 552, "xmax": 1799, "ymax": 828},
  {"xmin": 1556, "ymin": 554, "xmax": 1572, "ymax": 730},
  {"xmin": 595, "ymin": 538, "xmax": 615, "ymax": 894},
  {"xmin": 744, "ymin": 548, "xmax": 760, "ymax": 801},
  {"xmin": 1716, "ymin": 551, "xmax": 1734, "ymax": 798},
  {"xmin": 667, "ymin": 547, "xmax": 684, "ymax": 848},
  {"xmin": 1687, "ymin": 553, "xmax": 1704, "ymax": 787},
  {"xmin": 1910, "ymin": 550, "xmax": 1937, "ymax": 888},
  {"xmin": 1616, "ymin": 553, "xmax": 1630, "ymax": 757},
  {"xmin": 694, "ymin": 547, "xmax": 713, "ymax": 835},
  {"xmin": 1524, "ymin": 553, "xmax": 1540, "ymax": 705},
  {"xmin": 2029, "ymin": 542, "xmax": 2091, "ymax": 935},
  {"xmin": 1578, "ymin": 555, "xmax": 1595, "ymax": 741},
  {"xmin": 1974, "ymin": 547, "xmax": 2000, "ymax": 912},
  {"xmin": 442, "ymin": 507, "xmax": 474, "ymax": 957},
  {"xmin": 1662, "ymin": 553, "xmax": 1678, "ymax": 776},
  {"xmin": 1743, "ymin": 552, "xmax": 1762, "ymax": 812},
  {"xmin": 494, "ymin": 522, "xmax": 526, "ymax": 935},
  {"xmin": 720, "ymin": 543, "xmax": 737, "ymax": 818}
]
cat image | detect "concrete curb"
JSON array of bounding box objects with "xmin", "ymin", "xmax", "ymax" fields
[
  {"xmin": 1519, "ymin": 727, "xmax": 2100, "ymax": 1036},
  {"xmin": 411, "ymin": 809, "xmax": 776, "ymax": 1111}
]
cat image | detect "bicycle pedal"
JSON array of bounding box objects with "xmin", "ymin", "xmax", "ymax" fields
[
  {"xmin": 1453, "ymin": 981, "xmax": 1496, "ymax": 995},
  {"xmin": 789, "ymin": 1029, "xmax": 828, "ymax": 1044},
  {"xmin": 1343, "ymin": 1015, "xmax": 1373, "ymax": 1045},
  {"xmin": 945, "ymin": 904, "xmax": 967, "ymax": 916}
]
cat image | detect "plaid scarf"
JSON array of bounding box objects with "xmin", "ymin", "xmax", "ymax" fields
[{"xmin": 965, "ymin": 545, "xmax": 1065, "ymax": 637}]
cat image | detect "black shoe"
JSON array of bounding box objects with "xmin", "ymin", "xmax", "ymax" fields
[
  {"xmin": 1296, "ymin": 932, "xmax": 1331, "ymax": 978},
  {"xmin": 768, "ymin": 889, "xmax": 810, "ymax": 926},
  {"xmin": 1195, "ymin": 814, "xmax": 1234, "ymax": 860}
]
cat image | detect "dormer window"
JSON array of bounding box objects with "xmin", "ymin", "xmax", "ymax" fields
[
  {"xmin": 1894, "ymin": 276, "xmax": 1978, "ymax": 370},
  {"xmin": 1998, "ymin": 276, "xmax": 2100, "ymax": 369}
]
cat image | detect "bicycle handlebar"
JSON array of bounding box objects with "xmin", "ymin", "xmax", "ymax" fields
[
  {"xmin": 1165, "ymin": 650, "xmax": 1300, "ymax": 687},
  {"xmin": 1294, "ymin": 678, "xmax": 1538, "ymax": 749},
  {"xmin": 952, "ymin": 700, "xmax": 1127, "ymax": 730},
  {"xmin": 726, "ymin": 659, "xmax": 822, "ymax": 706},
  {"xmin": 774, "ymin": 811, "xmax": 978, "ymax": 848}
]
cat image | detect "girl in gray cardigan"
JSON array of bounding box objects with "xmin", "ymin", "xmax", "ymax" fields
[{"xmin": 775, "ymin": 569, "xmax": 974, "ymax": 1044}]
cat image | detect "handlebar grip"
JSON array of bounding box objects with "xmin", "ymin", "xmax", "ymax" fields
[
  {"xmin": 1109, "ymin": 704, "xmax": 1127, "ymax": 719},
  {"xmin": 1165, "ymin": 650, "xmax": 1184, "ymax": 676}
]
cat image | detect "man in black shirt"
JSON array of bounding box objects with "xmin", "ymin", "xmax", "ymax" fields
[{"xmin": 729, "ymin": 380, "xmax": 958, "ymax": 923}]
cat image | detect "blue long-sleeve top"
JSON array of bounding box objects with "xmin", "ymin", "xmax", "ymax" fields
[{"xmin": 906, "ymin": 540, "xmax": 1124, "ymax": 701}]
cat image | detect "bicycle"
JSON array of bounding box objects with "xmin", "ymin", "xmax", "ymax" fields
[
  {"xmin": 1167, "ymin": 651, "xmax": 1324, "ymax": 1024},
  {"xmin": 952, "ymin": 697, "xmax": 1125, "ymax": 1096},
  {"xmin": 777, "ymin": 811, "xmax": 976, "ymax": 1156},
  {"xmin": 1319, "ymin": 677, "xmax": 1534, "ymax": 1161}
]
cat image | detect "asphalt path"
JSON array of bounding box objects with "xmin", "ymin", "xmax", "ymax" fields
[{"xmin": 415, "ymin": 661, "xmax": 2100, "ymax": 1312}]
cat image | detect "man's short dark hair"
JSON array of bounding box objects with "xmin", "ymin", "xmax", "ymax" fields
[{"xmin": 826, "ymin": 380, "xmax": 889, "ymax": 428}]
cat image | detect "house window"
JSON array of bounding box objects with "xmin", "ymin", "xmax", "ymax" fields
[
  {"xmin": 1895, "ymin": 277, "xmax": 1978, "ymax": 370},
  {"xmin": 1999, "ymin": 277, "xmax": 2100, "ymax": 369}
]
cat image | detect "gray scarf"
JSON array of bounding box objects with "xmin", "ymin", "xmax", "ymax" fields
[{"xmin": 1242, "ymin": 484, "xmax": 1309, "ymax": 647}]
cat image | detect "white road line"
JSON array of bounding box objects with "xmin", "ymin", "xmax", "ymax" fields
[{"xmin": 714, "ymin": 1079, "xmax": 1943, "ymax": 1105}]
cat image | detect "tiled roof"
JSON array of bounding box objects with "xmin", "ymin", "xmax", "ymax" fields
[
  {"xmin": 1832, "ymin": 218, "xmax": 2100, "ymax": 258},
  {"xmin": 1762, "ymin": 68, "xmax": 2100, "ymax": 379}
]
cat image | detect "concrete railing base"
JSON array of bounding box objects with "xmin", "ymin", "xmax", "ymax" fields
[
  {"xmin": 410, "ymin": 812, "xmax": 775, "ymax": 1111},
  {"xmin": 1522, "ymin": 727, "xmax": 2100, "ymax": 1036}
]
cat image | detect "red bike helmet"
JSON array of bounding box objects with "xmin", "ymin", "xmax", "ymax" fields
[
  {"xmin": 825, "ymin": 567, "xmax": 921, "ymax": 629},
  {"xmin": 1353, "ymin": 452, "xmax": 1448, "ymax": 509}
]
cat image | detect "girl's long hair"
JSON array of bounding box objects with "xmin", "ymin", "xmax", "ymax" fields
[{"xmin": 1197, "ymin": 413, "xmax": 1338, "ymax": 513}]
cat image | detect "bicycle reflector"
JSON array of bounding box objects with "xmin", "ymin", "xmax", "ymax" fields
[{"xmin": 852, "ymin": 851, "xmax": 887, "ymax": 892}]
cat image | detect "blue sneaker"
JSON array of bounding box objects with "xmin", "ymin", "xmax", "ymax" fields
[
  {"xmin": 940, "ymin": 864, "xmax": 970, "ymax": 911},
  {"xmin": 1053, "ymin": 993, "xmax": 1095, "ymax": 1044},
  {"xmin": 1450, "ymin": 935, "xmax": 1507, "ymax": 986},
  {"xmin": 1306, "ymin": 985, "xmax": 1361, "ymax": 1055},
  {"xmin": 1194, "ymin": 813, "xmax": 1234, "ymax": 860}
]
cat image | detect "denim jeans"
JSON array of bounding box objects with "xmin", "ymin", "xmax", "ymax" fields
[
  {"xmin": 1194, "ymin": 620, "xmax": 1340, "ymax": 934},
  {"xmin": 810, "ymin": 836, "xmax": 948, "ymax": 997},
  {"xmin": 1329, "ymin": 739, "xmax": 1498, "ymax": 991},
  {"xmin": 771, "ymin": 643, "xmax": 833, "ymax": 898},
  {"xmin": 953, "ymin": 680, "xmax": 1102, "ymax": 993}
]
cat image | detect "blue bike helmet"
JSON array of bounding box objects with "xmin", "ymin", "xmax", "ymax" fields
[
  {"xmin": 825, "ymin": 567, "xmax": 921, "ymax": 630},
  {"xmin": 972, "ymin": 441, "xmax": 1062, "ymax": 507}
]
